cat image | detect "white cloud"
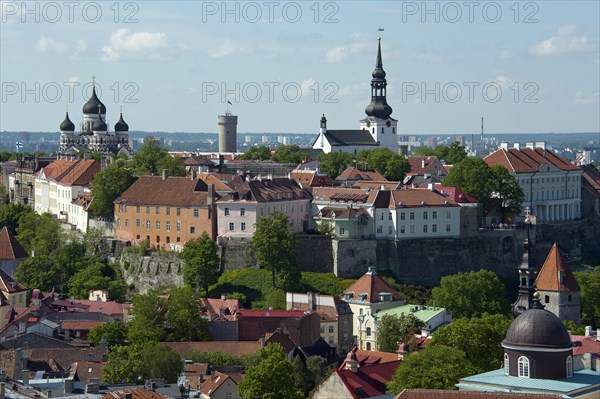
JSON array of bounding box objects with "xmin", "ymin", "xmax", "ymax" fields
[
  {"xmin": 499, "ymin": 50, "xmax": 511, "ymax": 60},
  {"xmin": 37, "ymin": 36, "xmax": 68, "ymax": 54},
  {"xmin": 102, "ymin": 29, "xmax": 167, "ymax": 61},
  {"xmin": 325, "ymin": 33, "xmax": 371, "ymax": 63},
  {"xmin": 209, "ymin": 39, "xmax": 253, "ymax": 59},
  {"xmin": 493, "ymin": 74, "xmax": 513, "ymax": 89},
  {"xmin": 529, "ymin": 25, "xmax": 593, "ymax": 56},
  {"xmin": 574, "ymin": 91, "xmax": 599, "ymax": 105},
  {"xmin": 67, "ymin": 76, "xmax": 80, "ymax": 84}
]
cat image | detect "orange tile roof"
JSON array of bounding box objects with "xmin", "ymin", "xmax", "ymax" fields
[
  {"xmin": 115, "ymin": 176, "xmax": 211, "ymax": 207},
  {"xmin": 0, "ymin": 226, "xmax": 27, "ymax": 260},
  {"xmin": 165, "ymin": 341, "xmax": 261, "ymax": 357},
  {"xmin": 200, "ymin": 297, "xmax": 240, "ymax": 319},
  {"xmin": 58, "ymin": 159, "xmax": 100, "ymax": 186},
  {"xmin": 61, "ymin": 320, "xmax": 106, "ymax": 331},
  {"xmin": 355, "ymin": 349, "xmax": 400, "ymax": 364},
  {"xmin": 535, "ymin": 243, "xmax": 580, "ymax": 292},
  {"xmin": 198, "ymin": 173, "xmax": 234, "ymax": 192},
  {"xmin": 484, "ymin": 148, "xmax": 580, "ymax": 173},
  {"xmin": 389, "ymin": 189, "xmax": 460, "ymax": 208},
  {"xmin": 406, "ymin": 156, "xmax": 447, "ymax": 177},
  {"xmin": 342, "ymin": 269, "xmax": 403, "ymax": 303},
  {"xmin": 199, "ymin": 371, "xmax": 241, "ymax": 397},
  {"xmin": 0, "ymin": 268, "xmax": 27, "ymax": 293},
  {"xmin": 338, "ymin": 167, "xmax": 387, "ymax": 182},
  {"xmin": 102, "ymin": 388, "xmax": 168, "ymax": 399},
  {"xmin": 39, "ymin": 159, "xmax": 79, "ymax": 179},
  {"xmin": 571, "ymin": 334, "xmax": 600, "ymax": 356}
]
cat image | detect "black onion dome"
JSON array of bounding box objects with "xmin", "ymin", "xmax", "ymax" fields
[
  {"xmin": 114, "ymin": 113, "xmax": 129, "ymax": 132},
  {"xmin": 93, "ymin": 115, "xmax": 107, "ymax": 132},
  {"xmin": 83, "ymin": 86, "xmax": 106, "ymax": 114},
  {"xmin": 503, "ymin": 308, "xmax": 572, "ymax": 348},
  {"xmin": 60, "ymin": 112, "xmax": 75, "ymax": 131},
  {"xmin": 365, "ymin": 100, "xmax": 393, "ymax": 120}
]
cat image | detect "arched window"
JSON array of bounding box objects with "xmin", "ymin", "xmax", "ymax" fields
[
  {"xmin": 518, "ymin": 356, "xmax": 530, "ymax": 378},
  {"xmin": 366, "ymin": 327, "xmax": 372, "ymax": 337},
  {"xmin": 566, "ymin": 355, "xmax": 573, "ymax": 378},
  {"xmin": 504, "ymin": 353, "xmax": 510, "ymax": 375}
]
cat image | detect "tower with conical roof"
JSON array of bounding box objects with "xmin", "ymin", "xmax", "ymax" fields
[
  {"xmin": 359, "ymin": 35, "xmax": 398, "ymax": 152},
  {"xmin": 535, "ymin": 243, "xmax": 581, "ymax": 324}
]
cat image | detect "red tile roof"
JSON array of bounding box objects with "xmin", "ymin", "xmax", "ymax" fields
[
  {"xmin": 535, "ymin": 243, "xmax": 580, "ymax": 292},
  {"xmin": 389, "ymin": 189, "xmax": 460, "ymax": 208},
  {"xmin": 70, "ymin": 361, "xmax": 104, "ymax": 382},
  {"xmin": 484, "ymin": 148, "xmax": 580, "ymax": 173},
  {"xmin": 58, "ymin": 159, "xmax": 100, "ymax": 186},
  {"xmin": 395, "ymin": 390, "xmax": 565, "ymax": 399},
  {"xmin": 73, "ymin": 299, "xmax": 125, "ymax": 316},
  {"xmin": 342, "ymin": 269, "xmax": 403, "ymax": 303},
  {"xmin": 571, "ymin": 334, "xmax": 600, "ymax": 356},
  {"xmin": 219, "ymin": 178, "xmax": 311, "ymax": 203},
  {"xmin": 115, "ymin": 175, "xmax": 211, "ymax": 207},
  {"xmin": 406, "ymin": 156, "xmax": 447, "ymax": 177},
  {"xmin": 39, "ymin": 159, "xmax": 79, "ymax": 180},
  {"xmin": 355, "ymin": 349, "xmax": 400, "ymax": 364},
  {"xmin": 198, "ymin": 173, "xmax": 234, "ymax": 192},
  {"xmin": 338, "ymin": 167, "xmax": 387, "ymax": 182},
  {"xmin": 200, "ymin": 297, "xmax": 240, "ymax": 319},
  {"xmin": 353, "ymin": 181, "xmax": 401, "ymax": 190},
  {"xmin": 434, "ymin": 185, "xmax": 478, "ymax": 204},
  {"xmin": 61, "ymin": 320, "xmax": 106, "ymax": 331},
  {"xmin": 336, "ymin": 360, "xmax": 400, "ymax": 399},
  {"xmin": 199, "ymin": 371, "xmax": 242, "ymax": 397},
  {"xmin": 235, "ymin": 309, "xmax": 310, "ymax": 318},
  {"xmin": 165, "ymin": 341, "xmax": 261, "ymax": 357},
  {"xmin": 102, "ymin": 388, "xmax": 168, "ymax": 399},
  {"xmin": 0, "ymin": 226, "xmax": 27, "ymax": 260}
]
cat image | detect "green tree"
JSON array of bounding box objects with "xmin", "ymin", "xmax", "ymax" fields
[
  {"xmin": 575, "ymin": 268, "xmax": 600, "ymax": 328},
  {"xmin": 52, "ymin": 240, "xmax": 87, "ymax": 282},
  {"xmin": 412, "ymin": 146, "xmax": 437, "ymax": 157},
  {"xmin": 127, "ymin": 290, "xmax": 167, "ymax": 343},
  {"xmin": 68, "ymin": 263, "xmax": 113, "ymax": 299},
  {"xmin": 318, "ymin": 152, "xmax": 354, "ymax": 178},
  {"xmin": 15, "ymin": 255, "xmax": 58, "ymax": 291},
  {"xmin": 143, "ymin": 342, "xmax": 182, "ymax": 383},
  {"xmin": 238, "ymin": 344, "xmax": 304, "ymax": 399},
  {"xmin": 306, "ymin": 355, "xmax": 328, "ymax": 389},
  {"xmin": 378, "ymin": 313, "xmax": 425, "ymax": 352},
  {"xmin": 272, "ymin": 145, "xmax": 307, "ymax": 164},
  {"xmin": 181, "ymin": 232, "xmax": 221, "ymax": 298},
  {"xmin": 490, "ymin": 165, "xmax": 525, "ymax": 222},
  {"xmin": 443, "ymin": 157, "xmax": 496, "ymax": 211},
  {"xmin": 430, "ymin": 314, "xmax": 511, "ymax": 372},
  {"xmin": 132, "ymin": 136, "xmax": 186, "ymax": 176},
  {"xmin": 357, "ymin": 148, "xmax": 411, "ymax": 181},
  {"xmin": 164, "ymin": 286, "xmax": 210, "ymax": 342},
  {"xmin": 387, "ymin": 345, "xmax": 477, "ymax": 392},
  {"xmin": 445, "ymin": 141, "xmax": 468, "ymax": 164},
  {"xmin": 103, "ymin": 344, "xmax": 146, "ymax": 384},
  {"xmin": 0, "ymin": 203, "xmax": 34, "ymax": 234},
  {"xmin": 90, "ymin": 163, "xmax": 137, "ymax": 217},
  {"xmin": 251, "ymin": 210, "xmax": 300, "ymax": 290},
  {"xmin": 292, "ymin": 354, "xmax": 309, "ymax": 395},
  {"xmin": 16, "ymin": 212, "xmax": 63, "ymax": 256},
  {"xmin": 88, "ymin": 322, "xmax": 127, "ymax": 348},
  {"xmin": 238, "ymin": 146, "xmax": 271, "ymax": 160},
  {"xmin": 431, "ymin": 269, "xmax": 509, "ymax": 319}
]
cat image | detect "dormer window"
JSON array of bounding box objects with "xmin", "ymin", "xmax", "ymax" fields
[
  {"xmin": 379, "ymin": 292, "xmax": 391, "ymax": 302},
  {"xmin": 358, "ymin": 293, "xmax": 368, "ymax": 302},
  {"xmin": 343, "ymin": 292, "xmax": 354, "ymax": 301}
]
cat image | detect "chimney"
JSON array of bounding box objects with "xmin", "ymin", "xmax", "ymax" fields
[
  {"xmin": 221, "ymin": 293, "xmax": 227, "ymax": 301},
  {"xmin": 585, "ymin": 326, "xmax": 592, "ymax": 336},
  {"xmin": 535, "ymin": 141, "xmax": 546, "ymax": 150},
  {"xmin": 526, "ymin": 142, "xmax": 535, "ymax": 149},
  {"xmin": 421, "ymin": 159, "xmax": 425, "ymax": 168},
  {"xmin": 596, "ymin": 329, "xmax": 600, "ymax": 341},
  {"xmin": 513, "ymin": 143, "xmax": 520, "ymax": 150},
  {"xmin": 22, "ymin": 370, "xmax": 29, "ymax": 385},
  {"xmin": 307, "ymin": 292, "xmax": 314, "ymax": 311},
  {"xmin": 500, "ymin": 142, "xmax": 509, "ymax": 150},
  {"xmin": 190, "ymin": 169, "xmax": 197, "ymax": 180},
  {"xmin": 162, "ymin": 169, "xmax": 168, "ymax": 180}
]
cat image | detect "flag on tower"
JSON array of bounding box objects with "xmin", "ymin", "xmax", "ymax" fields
[
  {"xmin": 227, "ymin": 100, "xmax": 232, "ymax": 105},
  {"xmin": 15, "ymin": 142, "xmax": 23, "ymax": 148}
]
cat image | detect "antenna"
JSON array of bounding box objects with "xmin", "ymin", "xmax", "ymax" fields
[{"xmin": 481, "ymin": 117, "xmax": 484, "ymax": 138}]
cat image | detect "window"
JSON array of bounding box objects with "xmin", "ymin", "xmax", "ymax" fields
[
  {"xmin": 568, "ymin": 294, "xmax": 572, "ymax": 302},
  {"xmin": 166, "ymin": 207, "xmax": 170, "ymax": 215},
  {"xmin": 432, "ymin": 224, "xmax": 437, "ymax": 233},
  {"xmin": 146, "ymin": 206, "xmax": 150, "ymax": 214},
  {"xmin": 193, "ymin": 208, "xmax": 199, "ymax": 217},
  {"xmin": 380, "ymin": 213, "xmax": 384, "ymax": 221},
  {"xmin": 410, "ymin": 225, "xmax": 415, "ymax": 234},
  {"xmin": 329, "ymin": 336, "xmax": 334, "ymax": 344},
  {"xmin": 176, "ymin": 221, "xmax": 181, "ymax": 232},
  {"xmin": 423, "ymin": 225, "xmax": 428, "ymax": 233},
  {"xmin": 545, "ymin": 295, "xmax": 550, "ymax": 304},
  {"xmin": 136, "ymin": 219, "xmax": 140, "ymax": 227},
  {"xmin": 400, "ymin": 212, "xmax": 405, "ymax": 220},
  {"xmin": 225, "ymin": 393, "xmax": 232, "ymax": 399},
  {"xmin": 329, "ymin": 326, "xmax": 334, "ymax": 333},
  {"xmin": 156, "ymin": 221, "xmax": 160, "ymax": 230},
  {"xmin": 224, "ymin": 207, "xmax": 230, "ymax": 216},
  {"xmin": 241, "ymin": 222, "xmax": 246, "ymax": 231},
  {"xmin": 400, "ymin": 225, "xmax": 405, "ymax": 234},
  {"xmin": 377, "ymin": 226, "xmax": 383, "ymax": 234},
  {"xmin": 504, "ymin": 353, "xmax": 509, "ymax": 375},
  {"xmin": 240, "ymin": 208, "xmax": 246, "ymax": 216},
  {"xmin": 156, "ymin": 235, "xmax": 160, "ymax": 243},
  {"xmin": 566, "ymin": 355, "xmax": 573, "ymax": 378},
  {"xmin": 166, "ymin": 221, "xmax": 170, "ymax": 232},
  {"xmin": 340, "ymin": 227, "xmax": 346, "ymax": 235},
  {"xmin": 388, "ymin": 226, "xmax": 393, "ymax": 235},
  {"xmin": 366, "ymin": 327, "xmax": 371, "ymax": 336},
  {"xmin": 446, "ymin": 224, "xmax": 451, "ymax": 232},
  {"xmin": 125, "ymin": 219, "xmax": 129, "ymax": 227},
  {"xmin": 518, "ymin": 356, "xmax": 529, "ymax": 378},
  {"xmin": 446, "ymin": 211, "xmax": 451, "ymax": 219},
  {"xmin": 229, "ymin": 222, "xmax": 234, "ymax": 231},
  {"xmin": 389, "ymin": 213, "xmax": 392, "ymax": 220},
  {"xmin": 190, "ymin": 226, "xmax": 195, "ymax": 234},
  {"xmin": 176, "ymin": 207, "xmax": 181, "ymax": 216},
  {"xmin": 136, "ymin": 206, "xmax": 140, "ymax": 213},
  {"xmin": 146, "ymin": 220, "xmax": 150, "ymax": 230},
  {"xmin": 156, "ymin": 206, "xmax": 160, "ymax": 214},
  {"xmin": 410, "ymin": 212, "xmax": 415, "ymax": 220},
  {"xmin": 423, "ymin": 211, "xmax": 428, "ymax": 220},
  {"xmin": 366, "ymin": 342, "xmax": 371, "ymax": 350}
]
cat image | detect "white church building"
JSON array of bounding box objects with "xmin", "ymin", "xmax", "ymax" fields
[{"xmin": 313, "ymin": 37, "xmax": 399, "ymax": 154}]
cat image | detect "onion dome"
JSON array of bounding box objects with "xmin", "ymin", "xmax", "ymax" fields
[
  {"xmin": 60, "ymin": 112, "xmax": 75, "ymax": 131},
  {"xmin": 114, "ymin": 113, "xmax": 129, "ymax": 132},
  {"xmin": 92, "ymin": 108, "xmax": 107, "ymax": 132},
  {"xmin": 503, "ymin": 299, "xmax": 571, "ymax": 349},
  {"xmin": 83, "ymin": 85, "xmax": 106, "ymax": 115}
]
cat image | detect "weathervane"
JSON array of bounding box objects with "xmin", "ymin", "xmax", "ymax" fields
[
  {"xmin": 92, "ymin": 75, "xmax": 96, "ymax": 87},
  {"xmin": 378, "ymin": 27, "xmax": 384, "ymax": 39}
]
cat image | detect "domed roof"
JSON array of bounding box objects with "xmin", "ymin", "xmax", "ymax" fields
[
  {"xmin": 93, "ymin": 115, "xmax": 107, "ymax": 132},
  {"xmin": 83, "ymin": 86, "xmax": 106, "ymax": 115},
  {"xmin": 365, "ymin": 99, "xmax": 393, "ymax": 120},
  {"xmin": 114, "ymin": 113, "xmax": 129, "ymax": 132},
  {"xmin": 503, "ymin": 307, "xmax": 572, "ymax": 349},
  {"xmin": 60, "ymin": 112, "xmax": 75, "ymax": 131}
]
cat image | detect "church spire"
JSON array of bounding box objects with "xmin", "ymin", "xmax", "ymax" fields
[
  {"xmin": 365, "ymin": 35, "xmax": 393, "ymax": 120},
  {"xmin": 511, "ymin": 213, "xmax": 537, "ymax": 318}
]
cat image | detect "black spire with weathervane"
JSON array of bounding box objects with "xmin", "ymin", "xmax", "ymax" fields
[
  {"xmin": 365, "ymin": 33, "xmax": 393, "ymax": 120},
  {"xmin": 511, "ymin": 211, "xmax": 538, "ymax": 318}
]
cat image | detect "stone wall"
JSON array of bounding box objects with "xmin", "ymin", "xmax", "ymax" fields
[{"xmin": 120, "ymin": 252, "xmax": 184, "ymax": 294}]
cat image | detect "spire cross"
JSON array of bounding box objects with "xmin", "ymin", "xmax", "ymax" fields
[
  {"xmin": 92, "ymin": 75, "xmax": 96, "ymax": 87},
  {"xmin": 120, "ymin": 105, "xmax": 123, "ymax": 114},
  {"xmin": 377, "ymin": 27, "xmax": 384, "ymax": 40}
]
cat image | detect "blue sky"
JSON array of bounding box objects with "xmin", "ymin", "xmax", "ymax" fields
[{"xmin": 1, "ymin": 1, "xmax": 599, "ymax": 135}]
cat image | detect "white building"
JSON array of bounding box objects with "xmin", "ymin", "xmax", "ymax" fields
[
  {"xmin": 313, "ymin": 36, "xmax": 398, "ymax": 154},
  {"xmin": 485, "ymin": 143, "xmax": 582, "ymax": 223}
]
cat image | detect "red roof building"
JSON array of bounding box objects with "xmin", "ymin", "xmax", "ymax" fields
[{"xmin": 0, "ymin": 226, "xmax": 27, "ymax": 278}]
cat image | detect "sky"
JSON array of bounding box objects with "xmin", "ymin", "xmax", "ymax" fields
[{"xmin": 1, "ymin": 0, "xmax": 599, "ymax": 135}]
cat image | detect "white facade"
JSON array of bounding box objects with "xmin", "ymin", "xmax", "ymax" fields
[{"xmin": 375, "ymin": 206, "xmax": 461, "ymax": 239}]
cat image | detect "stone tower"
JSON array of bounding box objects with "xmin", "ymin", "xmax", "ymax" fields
[{"xmin": 218, "ymin": 112, "xmax": 238, "ymax": 153}]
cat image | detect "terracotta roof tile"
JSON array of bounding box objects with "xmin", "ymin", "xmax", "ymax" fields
[
  {"xmin": 406, "ymin": 156, "xmax": 447, "ymax": 177},
  {"xmin": 219, "ymin": 178, "xmax": 311, "ymax": 203},
  {"xmin": 235, "ymin": 309, "xmax": 310, "ymax": 318},
  {"xmin": 39, "ymin": 159, "xmax": 79, "ymax": 180},
  {"xmin": 535, "ymin": 243, "xmax": 580, "ymax": 292},
  {"xmin": 395, "ymin": 390, "xmax": 565, "ymax": 399},
  {"xmin": 0, "ymin": 268, "xmax": 27, "ymax": 293},
  {"xmin": 0, "ymin": 226, "xmax": 27, "ymax": 260},
  {"xmin": 58, "ymin": 159, "xmax": 100, "ymax": 186},
  {"xmin": 484, "ymin": 148, "xmax": 580, "ymax": 173},
  {"xmin": 199, "ymin": 371, "xmax": 241, "ymax": 397},
  {"xmin": 200, "ymin": 298, "xmax": 240, "ymax": 319},
  {"xmin": 102, "ymin": 388, "xmax": 168, "ymax": 399},
  {"xmin": 338, "ymin": 167, "xmax": 387, "ymax": 182},
  {"xmin": 571, "ymin": 334, "xmax": 600, "ymax": 356},
  {"xmin": 115, "ymin": 176, "xmax": 211, "ymax": 207},
  {"xmin": 389, "ymin": 189, "xmax": 460, "ymax": 208},
  {"xmin": 165, "ymin": 341, "xmax": 261, "ymax": 357},
  {"xmin": 61, "ymin": 320, "xmax": 106, "ymax": 331},
  {"xmin": 197, "ymin": 173, "xmax": 234, "ymax": 192},
  {"xmin": 342, "ymin": 270, "xmax": 403, "ymax": 303},
  {"xmin": 336, "ymin": 360, "xmax": 400, "ymax": 398}
]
